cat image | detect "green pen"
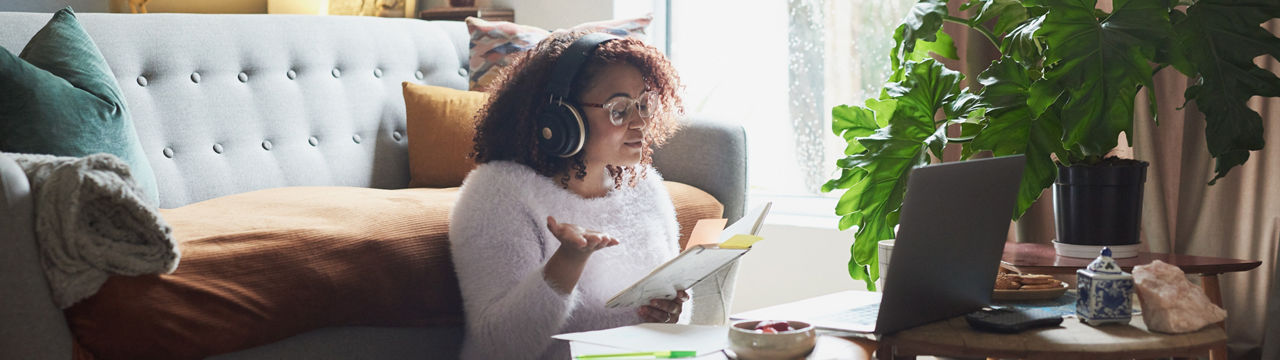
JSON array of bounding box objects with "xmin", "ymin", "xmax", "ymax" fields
[{"xmin": 575, "ymin": 350, "xmax": 698, "ymax": 359}]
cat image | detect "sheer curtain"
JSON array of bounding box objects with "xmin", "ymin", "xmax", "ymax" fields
[
  {"xmin": 1131, "ymin": 34, "xmax": 1280, "ymax": 357},
  {"xmin": 668, "ymin": 0, "xmax": 915, "ymax": 222}
]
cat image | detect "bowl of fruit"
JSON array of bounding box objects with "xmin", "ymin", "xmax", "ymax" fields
[{"xmin": 727, "ymin": 320, "xmax": 816, "ymax": 360}]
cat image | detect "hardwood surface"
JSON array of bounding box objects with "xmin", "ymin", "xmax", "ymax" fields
[
  {"xmin": 807, "ymin": 336, "xmax": 874, "ymax": 359},
  {"xmin": 1002, "ymin": 243, "xmax": 1261, "ymax": 275},
  {"xmin": 417, "ymin": 6, "xmax": 513, "ymax": 22},
  {"xmin": 877, "ymin": 315, "xmax": 1227, "ymax": 360}
]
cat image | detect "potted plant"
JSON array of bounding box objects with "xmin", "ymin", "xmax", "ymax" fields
[{"xmin": 823, "ymin": 0, "xmax": 1280, "ymax": 290}]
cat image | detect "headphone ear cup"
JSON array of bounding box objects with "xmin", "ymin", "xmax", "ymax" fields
[{"xmin": 536, "ymin": 102, "xmax": 587, "ymax": 157}]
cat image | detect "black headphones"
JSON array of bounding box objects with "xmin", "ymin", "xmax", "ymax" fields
[{"xmin": 536, "ymin": 32, "xmax": 620, "ymax": 158}]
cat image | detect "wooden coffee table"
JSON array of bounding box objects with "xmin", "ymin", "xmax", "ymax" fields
[
  {"xmin": 867, "ymin": 314, "xmax": 1227, "ymax": 360},
  {"xmin": 1000, "ymin": 242, "xmax": 1261, "ymax": 307}
]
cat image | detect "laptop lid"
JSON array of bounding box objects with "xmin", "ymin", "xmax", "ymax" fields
[{"xmin": 873, "ymin": 155, "xmax": 1025, "ymax": 334}]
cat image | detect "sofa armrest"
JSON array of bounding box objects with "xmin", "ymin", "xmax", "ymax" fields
[
  {"xmin": 0, "ymin": 154, "xmax": 72, "ymax": 359},
  {"xmin": 652, "ymin": 115, "xmax": 748, "ymax": 223}
]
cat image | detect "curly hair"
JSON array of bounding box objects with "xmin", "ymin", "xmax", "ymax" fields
[{"xmin": 471, "ymin": 30, "xmax": 683, "ymax": 189}]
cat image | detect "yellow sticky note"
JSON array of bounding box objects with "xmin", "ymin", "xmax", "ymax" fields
[
  {"xmin": 719, "ymin": 234, "xmax": 764, "ymax": 249},
  {"xmin": 685, "ymin": 218, "xmax": 728, "ymax": 251}
]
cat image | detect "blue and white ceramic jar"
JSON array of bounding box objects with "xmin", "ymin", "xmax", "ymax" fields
[{"xmin": 1076, "ymin": 247, "xmax": 1134, "ymax": 325}]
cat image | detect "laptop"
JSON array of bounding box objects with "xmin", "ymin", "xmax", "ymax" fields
[{"xmin": 732, "ymin": 155, "xmax": 1026, "ymax": 334}]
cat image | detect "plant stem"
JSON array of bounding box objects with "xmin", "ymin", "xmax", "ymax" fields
[{"xmin": 944, "ymin": 15, "xmax": 999, "ymax": 49}]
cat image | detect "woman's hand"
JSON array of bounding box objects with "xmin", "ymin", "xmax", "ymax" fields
[
  {"xmin": 639, "ymin": 290, "xmax": 688, "ymax": 323},
  {"xmin": 547, "ymin": 216, "xmax": 619, "ymax": 255},
  {"xmin": 543, "ymin": 216, "xmax": 619, "ymax": 295}
]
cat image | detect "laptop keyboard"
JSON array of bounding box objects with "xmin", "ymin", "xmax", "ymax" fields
[{"xmin": 823, "ymin": 303, "xmax": 880, "ymax": 324}]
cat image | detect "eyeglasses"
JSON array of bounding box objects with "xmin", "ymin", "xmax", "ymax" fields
[{"xmin": 580, "ymin": 92, "xmax": 658, "ymax": 126}]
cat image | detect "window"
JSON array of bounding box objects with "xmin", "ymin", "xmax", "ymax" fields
[{"xmin": 668, "ymin": 0, "xmax": 916, "ymax": 225}]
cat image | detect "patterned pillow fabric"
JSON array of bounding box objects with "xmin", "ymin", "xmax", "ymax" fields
[{"xmin": 465, "ymin": 15, "xmax": 652, "ymax": 92}]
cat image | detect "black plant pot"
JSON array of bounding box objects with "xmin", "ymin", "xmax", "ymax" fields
[{"xmin": 1053, "ymin": 160, "xmax": 1149, "ymax": 246}]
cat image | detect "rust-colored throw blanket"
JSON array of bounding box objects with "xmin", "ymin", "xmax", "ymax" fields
[{"xmin": 66, "ymin": 183, "xmax": 722, "ymax": 360}]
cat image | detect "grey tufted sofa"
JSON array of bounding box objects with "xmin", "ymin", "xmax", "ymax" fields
[{"xmin": 0, "ymin": 12, "xmax": 747, "ymax": 359}]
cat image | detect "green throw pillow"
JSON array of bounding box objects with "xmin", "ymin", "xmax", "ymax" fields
[{"xmin": 0, "ymin": 7, "xmax": 158, "ymax": 205}]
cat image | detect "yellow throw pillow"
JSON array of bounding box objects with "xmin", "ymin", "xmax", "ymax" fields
[{"xmin": 403, "ymin": 82, "xmax": 489, "ymax": 188}]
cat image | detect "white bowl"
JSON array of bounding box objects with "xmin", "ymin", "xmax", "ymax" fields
[{"xmin": 727, "ymin": 320, "xmax": 816, "ymax": 360}]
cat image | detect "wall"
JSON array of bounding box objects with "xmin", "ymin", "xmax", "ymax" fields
[
  {"xmin": 104, "ymin": 0, "xmax": 266, "ymax": 13},
  {"xmin": 731, "ymin": 223, "xmax": 864, "ymax": 313},
  {"xmin": 1, "ymin": 0, "xmax": 449, "ymax": 14},
  {"xmin": 0, "ymin": 0, "xmax": 108, "ymax": 12}
]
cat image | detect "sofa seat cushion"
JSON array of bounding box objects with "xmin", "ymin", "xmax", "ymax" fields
[{"xmin": 64, "ymin": 182, "xmax": 722, "ymax": 360}]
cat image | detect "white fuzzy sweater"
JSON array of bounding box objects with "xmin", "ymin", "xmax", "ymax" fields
[{"xmin": 449, "ymin": 161, "xmax": 729, "ymax": 360}]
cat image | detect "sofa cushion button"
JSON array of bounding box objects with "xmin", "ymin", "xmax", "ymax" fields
[
  {"xmin": 262, "ymin": 140, "xmax": 273, "ymax": 150},
  {"xmin": 190, "ymin": 72, "xmax": 201, "ymax": 84},
  {"xmin": 332, "ymin": 68, "xmax": 341, "ymax": 78},
  {"xmin": 213, "ymin": 144, "xmax": 224, "ymax": 154},
  {"xmin": 137, "ymin": 76, "xmax": 148, "ymax": 87},
  {"xmin": 352, "ymin": 134, "xmax": 362, "ymax": 144},
  {"xmin": 287, "ymin": 70, "xmax": 297, "ymax": 80},
  {"xmin": 415, "ymin": 70, "xmax": 424, "ymax": 80},
  {"xmin": 308, "ymin": 136, "xmax": 319, "ymax": 146},
  {"xmin": 458, "ymin": 68, "xmax": 467, "ymax": 77},
  {"xmin": 374, "ymin": 68, "xmax": 383, "ymax": 78},
  {"xmin": 162, "ymin": 147, "xmax": 173, "ymax": 158},
  {"xmin": 238, "ymin": 72, "xmax": 249, "ymax": 83},
  {"xmin": 392, "ymin": 131, "xmax": 402, "ymax": 141}
]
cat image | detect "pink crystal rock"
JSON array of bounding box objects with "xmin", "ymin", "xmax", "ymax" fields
[{"xmin": 1132, "ymin": 260, "xmax": 1227, "ymax": 333}]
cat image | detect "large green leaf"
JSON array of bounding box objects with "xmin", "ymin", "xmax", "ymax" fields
[
  {"xmin": 832, "ymin": 104, "xmax": 881, "ymax": 155},
  {"xmin": 965, "ymin": 57, "xmax": 1067, "ymax": 219},
  {"xmin": 888, "ymin": 0, "xmax": 955, "ymax": 84},
  {"xmin": 1028, "ymin": 0, "xmax": 1173, "ymax": 160},
  {"xmin": 1172, "ymin": 0, "xmax": 1280, "ymax": 183},
  {"xmin": 973, "ymin": 0, "xmax": 1030, "ymax": 37},
  {"xmin": 828, "ymin": 59, "xmax": 965, "ymax": 290},
  {"xmin": 895, "ymin": 0, "xmax": 949, "ymax": 64},
  {"xmin": 1002, "ymin": 13, "xmax": 1046, "ymax": 66}
]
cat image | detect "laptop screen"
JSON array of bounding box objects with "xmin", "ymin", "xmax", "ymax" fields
[{"xmin": 873, "ymin": 155, "xmax": 1025, "ymax": 334}]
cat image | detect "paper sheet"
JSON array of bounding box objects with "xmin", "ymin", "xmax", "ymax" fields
[
  {"xmin": 718, "ymin": 203, "xmax": 771, "ymax": 243},
  {"xmin": 568, "ymin": 340, "xmax": 731, "ymax": 359},
  {"xmin": 553, "ymin": 323, "xmax": 730, "ymax": 356},
  {"xmin": 731, "ymin": 290, "xmax": 882, "ymax": 333},
  {"xmin": 605, "ymin": 246, "xmax": 749, "ymax": 308},
  {"xmin": 605, "ymin": 202, "xmax": 772, "ymax": 309}
]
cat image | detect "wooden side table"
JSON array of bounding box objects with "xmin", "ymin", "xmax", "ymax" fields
[
  {"xmin": 417, "ymin": 6, "xmax": 513, "ymax": 22},
  {"xmin": 1001, "ymin": 242, "xmax": 1261, "ymax": 307},
  {"xmin": 1000, "ymin": 243, "xmax": 1258, "ymax": 360},
  {"xmin": 872, "ymin": 315, "xmax": 1227, "ymax": 360}
]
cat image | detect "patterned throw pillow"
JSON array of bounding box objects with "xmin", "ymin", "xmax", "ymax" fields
[{"xmin": 465, "ymin": 15, "xmax": 652, "ymax": 92}]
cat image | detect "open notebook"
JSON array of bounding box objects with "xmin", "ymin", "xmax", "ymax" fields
[{"xmin": 605, "ymin": 203, "xmax": 772, "ymax": 308}]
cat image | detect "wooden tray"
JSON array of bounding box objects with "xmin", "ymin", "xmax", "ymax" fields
[{"xmin": 992, "ymin": 282, "xmax": 1069, "ymax": 301}]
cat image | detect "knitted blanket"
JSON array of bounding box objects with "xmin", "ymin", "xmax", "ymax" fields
[{"xmin": 6, "ymin": 152, "xmax": 178, "ymax": 309}]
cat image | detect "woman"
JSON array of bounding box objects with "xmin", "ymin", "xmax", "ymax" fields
[{"xmin": 448, "ymin": 30, "xmax": 727, "ymax": 359}]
